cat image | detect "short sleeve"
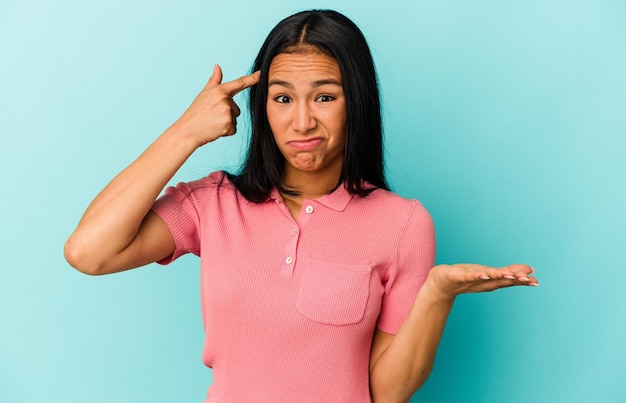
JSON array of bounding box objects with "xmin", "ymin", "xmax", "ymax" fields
[
  {"xmin": 377, "ymin": 201, "xmax": 436, "ymax": 334},
  {"xmin": 151, "ymin": 181, "xmax": 202, "ymax": 264}
]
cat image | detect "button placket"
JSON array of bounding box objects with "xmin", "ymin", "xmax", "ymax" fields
[
  {"xmin": 281, "ymin": 223, "xmax": 300, "ymax": 277},
  {"xmin": 280, "ymin": 201, "xmax": 317, "ymax": 277}
]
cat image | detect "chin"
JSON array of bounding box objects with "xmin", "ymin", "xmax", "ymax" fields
[
  {"xmin": 290, "ymin": 155, "xmax": 321, "ymax": 171},
  {"xmin": 293, "ymin": 164, "xmax": 321, "ymax": 172}
]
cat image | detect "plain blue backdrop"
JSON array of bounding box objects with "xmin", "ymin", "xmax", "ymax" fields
[{"xmin": 1, "ymin": 0, "xmax": 625, "ymax": 402}]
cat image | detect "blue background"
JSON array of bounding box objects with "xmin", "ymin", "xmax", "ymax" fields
[{"xmin": 1, "ymin": 0, "xmax": 625, "ymax": 402}]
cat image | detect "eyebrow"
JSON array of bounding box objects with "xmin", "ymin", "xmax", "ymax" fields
[{"xmin": 268, "ymin": 78, "xmax": 342, "ymax": 89}]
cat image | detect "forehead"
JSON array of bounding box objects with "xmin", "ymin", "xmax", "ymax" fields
[{"xmin": 268, "ymin": 51, "xmax": 342, "ymax": 81}]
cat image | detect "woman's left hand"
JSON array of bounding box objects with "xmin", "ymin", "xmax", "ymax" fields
[{"xmin": 423, "ymin": 263, "xmax": 539, "ymax": 301}]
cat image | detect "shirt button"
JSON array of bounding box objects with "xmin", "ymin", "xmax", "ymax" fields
[
  {"xmin": 291, "ymin": 228, "xmax": 298, "ymax": 236},
  {"xmin": 305, "ymin": 205, "xmax": 314, "ymax": 214},
  {"xmin": 285, "ymin": 256, "xmax": 294, "ymax": 265}
]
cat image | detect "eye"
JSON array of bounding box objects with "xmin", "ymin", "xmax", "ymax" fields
[
  {"xmin": 273, "ymin": 95, "xmax": 291, "ymax": 103},
  {"xmin": 316, "ymin": 95, "xmax": 335, "ymax": 102}
]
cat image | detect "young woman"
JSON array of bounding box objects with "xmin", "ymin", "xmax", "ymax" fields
[{"xmin": 65, "ymin": 9, "xmax": 538, "ymax": 403}]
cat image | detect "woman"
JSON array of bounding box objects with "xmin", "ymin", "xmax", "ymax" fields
[{"xmin": 65, "ymin": 9, "xmax": 538, "ymax": 403}]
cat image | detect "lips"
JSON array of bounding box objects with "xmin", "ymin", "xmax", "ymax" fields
[{"xmin": 288, "ymin": 138, "xmax": 323, "ymax": 151}]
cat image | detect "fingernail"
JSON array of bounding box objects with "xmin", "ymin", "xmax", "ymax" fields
[
  {"xmin": 519, "ymin": 277, "xmax": 530, "ymax": 282},
  {"xmin": 480, "ymin": 275, "xmax": 490, "ymax": 280},
  {"xmin": 529, "ymin": 282, "xmax": 539, "ymax": 287},
  {"xmin": 504, "ymin": 275, "xmax": 516, "ymax": 280}
]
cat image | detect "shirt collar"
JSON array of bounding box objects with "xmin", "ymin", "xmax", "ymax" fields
[{"xmin": 269, "ymin": 183, "xmax": 353, "ymax": 212}]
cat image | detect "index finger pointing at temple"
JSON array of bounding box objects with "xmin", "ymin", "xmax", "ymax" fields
[{"xmin": 221, "ymin": 71, "xmax": 261, "ymax": 96}]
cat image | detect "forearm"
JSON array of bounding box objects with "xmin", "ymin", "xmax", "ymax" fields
[
  {"xmin": 370, "ymin": 281, "xmax": 455, "ymax": 403},
  {"xmin": 65, "ymin": 126, "xmax": 197, "ymax": 271},
  {"xmin": 65, "ymin": 67, "xmax": 260, "ymax": 274}
]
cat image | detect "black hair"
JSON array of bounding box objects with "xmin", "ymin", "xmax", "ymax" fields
[{"xmin": 227, "ymin": 9, "xmax": 388, "ymax": 202}]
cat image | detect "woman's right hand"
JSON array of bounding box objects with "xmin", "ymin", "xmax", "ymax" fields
[
  {"xmin": 172, "ymin": 64, "xmax": 261, "ymax": 146},
  {"xmin": 65, "ymin": 65, "xmax": 260, "ymax": 275}
]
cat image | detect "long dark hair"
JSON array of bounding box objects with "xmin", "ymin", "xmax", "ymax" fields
[{"xmin": 227, "ymin": 9, "xmax": 388, "ymax": 202}]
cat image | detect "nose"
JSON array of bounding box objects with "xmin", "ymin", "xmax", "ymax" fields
[{"xmin": 291, "ymin": 102, "xmax": 317, "ymax": 133}]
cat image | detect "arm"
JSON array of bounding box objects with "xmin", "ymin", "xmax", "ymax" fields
[
  {"xmin": 369, "ymin": 264, "xmax": 539, "ymax": 403},
  {"xmin": 64, "ymin": 65, "xmax": 260, "ymax": 275}
]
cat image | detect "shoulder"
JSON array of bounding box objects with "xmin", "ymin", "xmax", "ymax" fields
[
  {"xmin": 156, "ymin": 171, "xmax": 244, "ymax": 212},
  {"xmin": 182, "ymin": 170, "xmax": 231, "ymax": 191},
  {"xmin": 356, "ymin": 187, "xmax": 432, "ymax": 224},
  {"xmin": 341, "ymin": 188, "xmax": 434, "ymax": 246},
  {"xmin": 170, "ymin": 171, "xmax": 240, "ymax": 198}
]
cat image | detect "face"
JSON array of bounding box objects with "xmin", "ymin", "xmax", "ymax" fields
[{"xmin": 266, "ymin": 51, "xmax": 347, "ymax": 179}]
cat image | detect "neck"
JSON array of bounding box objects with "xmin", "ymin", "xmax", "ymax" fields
[
  {"xmin": 282, "ymin": 165, "xmax": 342, "ymax": 201},
  {"xmin": 279, "ymin": 164, "xmax": 341, "ymax": 222}
]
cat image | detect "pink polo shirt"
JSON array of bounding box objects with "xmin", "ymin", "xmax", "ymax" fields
[{"xmin": 152, "ymin": 171, "xmax": 435, "ymax": 402}]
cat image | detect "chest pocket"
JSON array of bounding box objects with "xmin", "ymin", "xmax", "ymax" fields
[{"xmin": 296, "ymin": 259, "xmax": 372, "ymax": 326}]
